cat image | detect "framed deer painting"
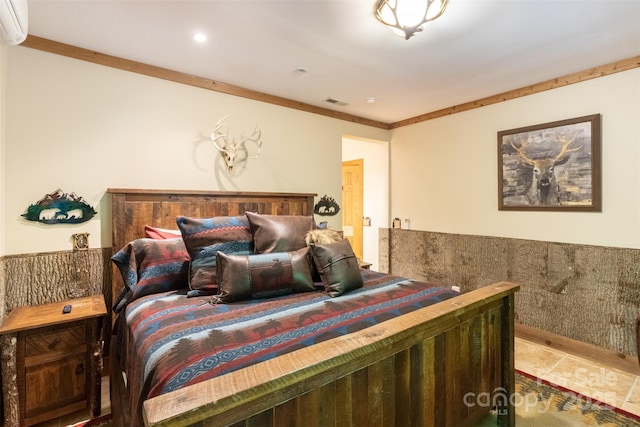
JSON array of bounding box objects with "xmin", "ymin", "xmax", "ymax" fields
[{"xmin": 498, "ymin": 114, "xmax": 601, "ymax": 211}]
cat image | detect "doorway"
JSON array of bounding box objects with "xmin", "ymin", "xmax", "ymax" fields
[
  {"xmin": 342, "ymin": 136, "xmax": 389, "ymax": 271},
  {"xmin": 342, "ymin": 159, "xmax": 363, "ymax": 260}
]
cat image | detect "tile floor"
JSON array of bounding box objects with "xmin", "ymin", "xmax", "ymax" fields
[
  {"xmin": 33, "ymin": 335, "xmax": 640, "ymax": 426},
  {"xmin": 514, "ymin": 336, "xmax": 640, "ymax": 417}
]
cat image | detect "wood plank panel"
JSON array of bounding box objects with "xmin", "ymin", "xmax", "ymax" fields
[
  {"xmin": 350, "ymin": 367, "xmax": 369, "ymax": 426},
  {"xmin": 393, "ymin": 349, "xmax": 411, "ymax": 427},
  {"xmin": 479, "ymin": 310, "xmax": 492, "ymax": 404},
  {"xmin": 443, "ymin": 326, "xmax": 459, "ymax": 425},
  {"xmin": 366, "ymin": 361, "xmax": 384, "ymax": 427},
  {"xmin": 334, "ymin": 375, "xmax": 353, "ymax": 427},
  {"xmin": 273, "ymin": 397, "xmax": 298, "ymax": 427},
  {"xmin": 458, "ymin": 320, "xmax": 472, "ymax": 421},
  {"xmin": 317, "ymin": 382, "xmax": 336, "ymax": 427},
  {"xmin": 246, "ymin": 410, "xmax": 272, "ymax": 427},
  {"xmin": 418, "ymin": 338, "xmax": 436, "ymax": 427},
  {"xmin": 298, "ymin": 389, "xmax": 321, "ymax": 427},
  {"xmin": 498, "ymin": 293, "xmax": 516, "ymax": 426},
  {"xmin": 467, "ymin": 315, "xmax": 483, "ymax": 400}
]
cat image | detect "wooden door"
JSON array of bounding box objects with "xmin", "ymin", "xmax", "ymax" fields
[{"xmin": 342, "ymin": 159, "xmax": 363, "ymax": 260}]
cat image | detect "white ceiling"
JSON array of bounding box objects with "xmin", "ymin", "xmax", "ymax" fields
[{"xmin": 25, "ymin": 0, "xmax": 640, "ymax": 124}]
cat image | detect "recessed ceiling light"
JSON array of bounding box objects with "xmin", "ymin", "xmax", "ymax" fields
[
  {"xmin": 193, "ymin": 32, "xmax": 207, "ymax": 43},
  {"xmin": 365, "ymin": 97, "xmax": 377, "ymax": 104},
  {"xmin": 295, "ymin": 67, "xmax": 308, "ymax": 75}
]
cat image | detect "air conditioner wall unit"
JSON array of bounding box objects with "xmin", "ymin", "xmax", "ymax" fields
[{"xmin": 0, "ymin": 0, "xmax": 27, "ymax": 45}]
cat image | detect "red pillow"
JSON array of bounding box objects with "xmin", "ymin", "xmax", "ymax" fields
[{"xmin": 144, "ymin": 225, "xmax": 182, "ymax": 239}]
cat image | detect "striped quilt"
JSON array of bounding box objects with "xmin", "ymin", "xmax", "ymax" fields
[{"xmin": 119, "ymin": 269, "xmax": 459, "ymax": 424}]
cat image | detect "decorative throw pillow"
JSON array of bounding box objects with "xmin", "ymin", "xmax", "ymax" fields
[
  {"xmin": 144, "ymin": 225, "xmax": 182, "ymax": 239},
  {"xmin": 246, "ymin": 211, "xmax": 317, "ymax": 254},
  {"xmin": 310, "ymin": 238, "xmax": 363, "ymax": 297},
  {"xmin": 304, "ymin": 228, "xmax": 342, "ymax": 246},
  {"xmin": 304, "ymin": 228, "xmax": 343, "ymax": 282},
  {"xmin": 111, "ymin": 238, "xmax": 190, "ymax": 312},
  {"xmin": 176, "ymin": 215, "xmax": 253, "ymax": 296},
  {"xmin": 215, "ymin": 247, "xmax": 315, "ymax": 303}
]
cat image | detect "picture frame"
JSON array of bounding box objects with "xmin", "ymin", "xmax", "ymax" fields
[{"xmin": 498, "ymin": 114, "xmax": 601, "ymax": 211}]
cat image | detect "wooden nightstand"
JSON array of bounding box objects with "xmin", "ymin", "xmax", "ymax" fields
[{"xmin": 0, "ymin": 296, "xmax": 107, "ymax": 427}]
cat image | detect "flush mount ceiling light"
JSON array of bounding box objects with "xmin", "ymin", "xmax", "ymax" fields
[
  {"xmin": 374, "ymin": 0, "xmax": 448, "ymax": 40},
  {"xmin": 193, "ymin": 32, "xmax": 207, "ymax": 43}
]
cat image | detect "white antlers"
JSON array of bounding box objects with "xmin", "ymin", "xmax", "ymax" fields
[{"xmin": 211, "ymin": 115, "xmax": 263, "ymax": 173}]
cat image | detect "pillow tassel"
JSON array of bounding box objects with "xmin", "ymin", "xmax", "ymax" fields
[{"xmin": 208, "ymin": 295, "xmax": 224, "ymax": 305}]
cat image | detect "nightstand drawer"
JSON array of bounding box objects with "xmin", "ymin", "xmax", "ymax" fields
[
  {"xmin": 24, "ymin": 323, "xmax": 86, "ymax": 358},
  {"xmin": 24, "ymin": 352, "xmax": 87, "ymax": 419}
]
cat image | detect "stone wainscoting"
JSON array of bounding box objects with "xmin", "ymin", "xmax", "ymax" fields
[{"xmin": 379, "ymin": 228, "xmax": 640, "ymax": 356}]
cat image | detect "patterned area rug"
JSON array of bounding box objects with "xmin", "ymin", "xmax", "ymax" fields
[{"xmin": 476, "ymin": 371, "xmax": 640, "ymax": 426}]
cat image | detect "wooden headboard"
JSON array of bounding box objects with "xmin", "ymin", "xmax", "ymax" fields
[{"xmin": 107, "ymin": 188, "xmax": 316, "ymax": 321}]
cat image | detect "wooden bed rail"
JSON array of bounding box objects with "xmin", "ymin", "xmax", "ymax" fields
[{"xmin": 143, "ymin": 281, "xmax": 519, "ymax": 427}]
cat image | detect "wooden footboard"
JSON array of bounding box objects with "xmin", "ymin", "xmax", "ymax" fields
[{"xmin": 137, "ymin": 281, "xmax": 518, "ymax": 427}]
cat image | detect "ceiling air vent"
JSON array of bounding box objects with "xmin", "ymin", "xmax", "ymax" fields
[{"xmin": 324, "ymin": 98, "xmax": 349, "ymax": 107}]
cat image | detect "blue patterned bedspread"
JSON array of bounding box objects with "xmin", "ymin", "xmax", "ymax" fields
[{"xmin": 119, "ymin": 269, "xmax": 459, "ymax": 424}]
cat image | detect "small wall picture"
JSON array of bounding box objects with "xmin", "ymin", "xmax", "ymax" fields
[
  {"xmin": 314, "ymin": 195, "xmax": 340, "ymax": 216},
  {"xmin": 498, "ymin": 114, "xmax": 601, "ymax": 211},
  {"xmin": 22, "ymin": 189, "xmax": 97, "ymax": 224}
]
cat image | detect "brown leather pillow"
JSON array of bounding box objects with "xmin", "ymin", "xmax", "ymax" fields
[
  {"xmin": 311, "ymin": 239, "xmax": 363, "ymax": 297},
  {"xmin": 215, "ymin": 246, "xmax": 315, "ymax": 303},
  {"xmin": 246, "ymin": 212, "xmax": 317, "ymax": 254}
]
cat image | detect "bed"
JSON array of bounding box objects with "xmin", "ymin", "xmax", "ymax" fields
[{"xmin": 107, "ymin": 188, "xmax": 519, "ymax": 427}]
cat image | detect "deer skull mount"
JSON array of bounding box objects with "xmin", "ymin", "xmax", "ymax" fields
[{"xmin": 211, "ymin": 115, "xmax": 263, "ymax": 173}]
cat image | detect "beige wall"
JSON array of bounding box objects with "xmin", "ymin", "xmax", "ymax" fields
[
  {"xmin": 1, "ymin": 45, "xmax": 6, "ymax": 257},
  {"xmin": 1, "ymin": 44, "xmax": 6, "ymax": 320},
  {"xmin": 4, "ymin": 45, "xmax": 640, "ymax": 257},
  {"xmin": 3, "ymin": 46, "xmax": 389, "ymax": 255},
  {"xmin": 390, "ymin": 69, "xmax": 640, "ymax": 249}
]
